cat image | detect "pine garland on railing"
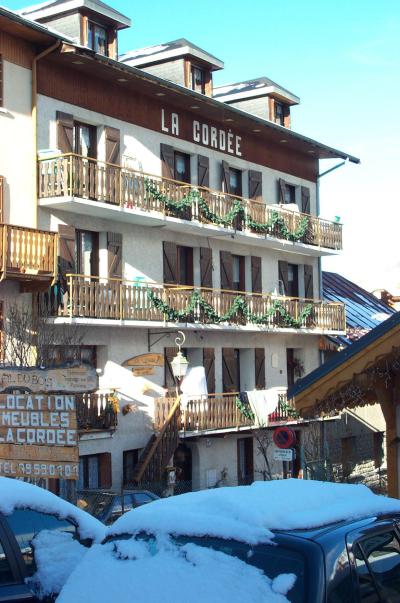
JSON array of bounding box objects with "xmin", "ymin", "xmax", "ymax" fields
[
  {"xmin": 235, "ymin": 397, "xmax": 255, "ymax": 421},
  {"xmin": 144, "ymin": 179, "xmax": 309, "ymax": 242},
  {"xmin": 147, "ymin": 290, "xmax": 313, "ymax": 329}
]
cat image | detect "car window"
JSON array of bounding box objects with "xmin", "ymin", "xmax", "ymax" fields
[
  {"xmin": 355, "ymin": 530, "xmax": 400, "ymax": 602},
  {"xmin": 133, "ymin": 493, "xmax": 153, "ymax": 506},
  {"xmin": 0, "ymin": 538, "xmax": 14, "ymax": 585},
  {"xmin": 5, "ymin": 509, "xmax": 76, "ymax": 576}
]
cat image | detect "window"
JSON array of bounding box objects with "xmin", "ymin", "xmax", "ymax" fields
[
  {"xmin": 174, "ymin": 151, "xmax": 191, "ymax": 183},
  {"xmin": 123, "ymin": 449, "xmax": 140, "ymax": 485},
  {"xmin": 191, "ymin": 66, "xmax": 205, "ymax": 94},
  {"xmin": 284, "ymin": 184, "xmax": 296, "ymax": 204},
  {"xmin": 178, "ymin": 245, "xmax": 194, "ymax": 286},
  {"xmin": 274, "ymin": 101, "xmax": 285, "ymax": 126},
  {"xmin": 76, "ymin": 230, "xmax": 99, "ymax": 278},
  {"xmin": 237, "ymin": 438, "xmax": 254, "ymax": 485},
  {"xmin": 73, "ymin": 122, "xmax": 97, "ymax": 158},
  {"xmin": 229, "ymin": 168, "xmax": 242, "ymax": 197},
  {"xmin": 287, "ymin": 263, "xmax": 299, "ymax": 297},
  {"xmin": 79, "ymin": 455, "xmax": 100, "ymax": 489},
  {"xmin": 0, "ymin": 537, "xmax": 13, "ymax": 585},
  {"xmin": 88, "ymin": 22, "xmax": 108, "ymax": 56},
  {"xmin": 232, "ymin": 255, "xmax": 245, "ymax": 291},
  {"xmin": 354, "ymin": 531, "xmax": 400, "ymax": 600}
]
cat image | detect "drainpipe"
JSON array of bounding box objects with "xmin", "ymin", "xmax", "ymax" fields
[{"xmin": 32, "ymin": 41, "xmax": 61, "ymax": 228}]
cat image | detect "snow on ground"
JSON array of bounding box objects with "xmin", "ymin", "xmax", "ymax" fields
[
  {"xmin": 0, "ymin": 477, "xmax": 105, "ymax": 542},
  {"xmin": 57, "ymin": 537, "xmax": 296, "ymax": 603},
  {"xmin": 108, "ymin": 479, "xmax": 400, "ymax": 544}
]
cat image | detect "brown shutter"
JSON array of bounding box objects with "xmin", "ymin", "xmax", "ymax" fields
[
  {"xmin": 200, "ymin": 247, "xmax": 213, "ymax": 288},
  {"xmin": 278, "ymin": 178, "xmax": 286, "ymax": 203},
  {"xmin": 58, "ymin": 225, "xmax": 76, "ymax": 275},
  {"xmin": 164, "ymin": 347, "xmax": 177, "ymax": 390},
  {"xmin": 301, "ymin": 186, "xmax": 310, "ymax": 214},
  {"xmin": 98, "ymin": 453, "xmax": 112, "ymax": 489},
  {"xmin": 163, "ymin": 241, "xmax": 178, "ymax": 284},
  {"xmin": 203, "ymin": 348, "xmax": 215, "ymax": 394},
  {"xmin": 255, "ymin": 348, "xmax": 266, "ymax": 390},
  {"xmin": 278, "ymin": 260, "xmax": 288, "ymax": 296},
  {"xmin": 197, "ymin": 155, "xmax": 210, "ymax": 188},
  {"xmin": 0, "ymin": 55, "xmax": 3, "ymax": 108},
  {"xmin": 251, "ymin": 256, "xmax": 262, "ymax": 294},
  {"xmin": 222, "ymin": 160, "xmax": 230, "ymax": 193},
  {"xmin": 220, "ymin": 251, "xmax": 233, "ymax": 290},
  {"xmin": 56, "ymin": 111, "xmax": 74, "ymax": 153},
  {"xmin": 161, "ymin": 144, "xmax": 175, "ymax": 179},
  {"xmin": 283, "ymin": 105, "xmax": 291, "ymax": 128},
  {"xmin": 107, "ymin": 232, "xmax": 122, "ymax": 279},
  {"xmin": 105, "ymin": 127, "xmax": 120, "ymax": 165},
  {"xmin": 304, "ymin": 264, "xmax": 314, "ymax": 299},
  {"xmin": 248, "ymin": 170, "xmax": 262, "ymax": 201},
  {"xmin": 222, "ymin": 348, "xmax": 237, "ymax": 393}
]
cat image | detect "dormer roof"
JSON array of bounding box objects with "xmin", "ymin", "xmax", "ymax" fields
[
  {"xmin": 18, "ymin": 0, "xmax": 131, "ymax": 29},
  {"xmin": 214, "ymin": 76, "xmax": 300, "ymax": 106}
]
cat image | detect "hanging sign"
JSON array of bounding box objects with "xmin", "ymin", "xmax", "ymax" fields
[
  {"xmin": 123, "ymin": 354, "xmax": 164, "ymax": 368},
  {"xmin": 0, "ymin": 366, "xmax": 97, "ymax": 393}
]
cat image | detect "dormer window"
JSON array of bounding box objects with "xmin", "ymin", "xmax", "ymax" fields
[
  {"xmin": 191, "ymin": 66, "xmax": 205, "ymax": 94},
  {"xmin": 88, "ymin": 21, "xmax": 108, "ymax": 56},
  {"xmin": 274, "ymin": 101, "xmax": 285, "ymax": 126}
]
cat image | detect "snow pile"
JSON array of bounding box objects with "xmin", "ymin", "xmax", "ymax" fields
[
  {"xmin": 0, "ymin": 477, "xmax": 105, "ymax": 542},
  {"xmin": 109, "ymin": 479, "xmax": 400, "ymax": 544},
  {"xmin": 57, "ymin": 537, "xmax": 296, "ymax": 603}
]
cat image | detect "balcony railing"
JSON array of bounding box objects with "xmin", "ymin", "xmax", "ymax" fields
[
  {"xmin": 44, "ymin": 274, "xmax": 346, "ymax": 332},
  {"xmin": 154, "ymin": 391, "xmax": 298, "ymax": 432},
  {"xmin": 38, "ymin": 154, "xmax": 342, "ymax": 250},
  {"xmin": 0, "ymin": 223, "xmax": 57, "ymax": 282},
  {"xmin": 76, "ymin": 391, "xmax": 117, "ymax": 431}
]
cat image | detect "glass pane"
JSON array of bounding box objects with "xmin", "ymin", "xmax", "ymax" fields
[
  {"xmin": 87, "ymin": 456, "xmax": 99, "ymax": 489},
  {"xmin": 79, "ymin": 126, "xmax": 91, "ymax": 157},
  {"xmin": 6, "ymin": 510, "xmax": 75, "ymax": 577},
  {"xmin": 229, "ymin": 170, "xmax": 238, "ymax": 191},
  {"xmin": 361, "ymin": 531, "xmax": 400, "ymax": 599},
  {"xmin": 175, "ymin": 155, "xmax": 186, "ymax": 179},
  {"xmin": 0, "ymin": 538, "xmax": 14, "ymax": 585},
  {"xmin": 94, "ymin": 25, "xmax": 107, "ymax": 55},
  {"xmin": 133, "ymin": 492, "xmax": 154, "ymax": 506}
]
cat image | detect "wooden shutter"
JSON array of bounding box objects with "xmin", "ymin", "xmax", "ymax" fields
[
  {"xmin": 161, "ymin": 144, "xmax": 175, "ymax": 179},
  {"xmin": 200, "ymin": 247, "xmax": 213, "ymax": 288},
  {"xmin": 278, "ymin": 178, "xmax": 286, "ymax": 203},
  {"xmin": 164, "ymin": 347, "xmax": 176, "ymax": 390},
  {"xmin": 301, "ymin": 186, "xmax": 310, "ymax": 214},
  {"xmin": 220, "ymin": 251, "xmax": 233, "ymax": 290},
  {"xmin": 107, "ymin": 232, "xmax": 122, "ymax": 279},
  {"xmin": 0, "ymin": 55, "xmax": 3, "ymax": 107},
  {"xmin": 222, "ymin": 160, "xmax": 230, "ymax": 193},
  {"xmin": 98, "ymin": 453, "xmax": 112, "ymax": 489},
  {"xmin": 197, "ymin": 155, "xmax": 210, "ymax": 188},
  {"xmin": 248, "ymin": 170, "xmax": 262, "ymax": 200},
  {"xmin": 163, "ymin": 241, "xmax": 178, "ymax": 284},
  {"xmin": 278, "ymin": 260, "xmax": 288, "ymax": 296},
  {"xmin": 222, "ymin": 348, "xmax": 237, "ymax": 393},
  {"xmin": 203, "ymin": 348, "xmax": 215, "ymax": 394},
  {"xmin": 58, "ymin": 225, "xmax": 76, "ymax": 275},
  {"xmin": 283, "ymin": 105, "xmax": 291, "ymax": 128},
  {"xmin": 56, "ymin": 111, "xmax": 74, "ymax": 153},
  {"xmin": 304, "ymin": 264, "xmax": 314, "ymax": 299},
  {"xmin": 255, "ymin": 348, "xmax": 266, "ymax": 390},
  {"xmin": 105, "ymin": 127, "xmax": 120, "ymax": 165},
  {"xmin": 251, "ymin": 256, "xmax": 262, "ymax": 294}
]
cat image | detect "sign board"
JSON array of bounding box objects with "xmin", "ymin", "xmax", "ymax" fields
[
  {"xmin": 123, "ymin": 353, "xmax": 164, "ymax": 368},
  {"xmin": 0, "ymin": 394, "xmax": 78, "ymax": 480},
  {"xmin": 273, "ymin": 427, "xmax": 296, "ymax": 449},
  {"xmin": 132, "ymin": 367, "xmax": 155, "ymax": 377},
  {"xmin": 273, "ymin": 448, "xmax": 294, "ymax": 462},
  {"xmin": 0, "ymin": 366, "xmax": 97, "ymax": 393}
]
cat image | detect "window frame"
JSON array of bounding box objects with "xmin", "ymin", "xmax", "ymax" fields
[
  {"xmin": 274, "ymin": 101, "xmax": 285, "ymax": 126},
  {"xmin": 87, "ymin": 20, "xmax": 108, "ymax": 56},
  {"xmin": 174, "ymin": 151, "xmax": 191, "ymax": 183},
  {"xmin": 191, "ymin": 65, "xmax": 205, "ymax": 94},
  {"xmin": 228, "ymin": 167, "xmax": 242, "ymax": 197}
]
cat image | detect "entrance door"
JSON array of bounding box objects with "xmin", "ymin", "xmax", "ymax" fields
[
  {"xmin": 222, "ymin": 348, "xmax": 240, "ymax": 393},
  {"xmin": 76, "ymin": 230, "xmax": 99, "ymax": 280},
  {"xmin": 173, "ymin": 443, "xmax": 192, "ymax": 493},
  {"xmin": 237, "ymin": 438, "xmax": 254, "ymax": 485}
]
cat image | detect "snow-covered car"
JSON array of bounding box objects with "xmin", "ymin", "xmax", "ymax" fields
[
  {"xmin": 0, "ymin": 477, "xmax": 105, "ymax": 602},
  {"xmin": 58, "ymin": 480, "xmax": 400, "ymax": 603},
  {"xmin": 77, "ymin": 489, "xmax": 159, "ymax": 525}
]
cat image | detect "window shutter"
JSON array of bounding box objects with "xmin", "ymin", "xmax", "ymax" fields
[
  {"xmin": 248, "ymin": 170, "xmax": 262, "ymax": 201},
  {"xmin": 278, "ymin": 178, "xmax": 286, "ymax": 203},
  {"xmin": 164, "ymin": 347, "xmax": 177, "ymax": 390},
  {"xmin": 160, "ymin": 144, "xmax": 175, "ymax": 179},
  {"xmin": 0, "ymin": 55, "xmax": 3, "ymax": 108},
  {"xmin": 254, "ymin": 348, "xmax": 266, "ymax": 390},
  {"xmin": 200, "ymin": 247, "xmax": 213, "ymax": 288},
  {"xmin": 304, "ymin": 264, "xmax": 314, "ymax": 299},
  {"xmin": 222, "ymin": 348, "xmax": 237, "ymax": 393},
  {"xmin": 197, "ymin": 155, "xmax": 210, "ymax": 188},
  {"xmin": 107, "ymin": 232, "xmax": 122, "ymax": 279},
  {"xmin": 278, "ymin": 260, "xmax": 288, "ymax": 296},
  {"xmin": 105, "ymin": 127, "xmax": 120, "ymax": 165},
  {"xmin": 251, "ymin": 256, "xmax": 262, "ymax": 294},
  {"xmin": 222, "ymin": 160, "xmax": 230, "ymax": 193},
  {"xmin": 98, "ymin": 453, "xmax": 112, "ymax": 489},
  {"xmin": 58, "ymin": 225, "xmax": 76, "ymax": 275},
  {"xmin": 220, "ymin": 250, "xmax": 233, "ymax": 290},
  {"xmin": 163, "ymin": 241, "xmax": 178, "ymax": 284},
  {"xmin": 301, "ymin": 186, "xmax": 310, "ymax": 214},
  {"xmin": 56, "ymin": 111, "xmax": 74, "ymax": 153},
  {"xmin": 203, "ymin": 348, "xmax": 215, "ymax": 394},
  {"xmin": 283, "ymin": 105, "xmax": 291, "ymax": 128}
]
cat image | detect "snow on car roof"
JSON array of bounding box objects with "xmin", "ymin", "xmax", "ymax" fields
[
  {"xmin": 0, "ymin": 477, "xmax": 105, "ymax": 542},
  {"xmin": 108, "ymin": 480, "xmax": 400, "ymax": 545}
]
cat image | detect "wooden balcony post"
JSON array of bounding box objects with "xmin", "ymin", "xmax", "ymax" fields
[
  {"xmin": 69, "ymin": 274, "xmax": 73, "ymax": 319},
  {"xmin": 0, "ymin": 225, "xmax": 8, "ymax": 282},
  {"xmin": 119, "ymin": 281, "xmax": 123, "ymax": 320}
]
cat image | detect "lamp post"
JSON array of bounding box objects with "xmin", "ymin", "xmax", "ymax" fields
[{"xmin": 171, "ymin": 331, "xmax": 189, "ymax": 396}]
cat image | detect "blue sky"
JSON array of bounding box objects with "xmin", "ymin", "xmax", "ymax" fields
[{"xmin": 6, "ymin": 0, "xmax": 400, "ymax": 292}]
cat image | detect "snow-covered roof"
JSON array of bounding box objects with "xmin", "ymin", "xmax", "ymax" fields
[
  {"xmin": 18, "ymin": 0, "xmax": 131, "ymax": 28},
  {"xmin": 213, "ymin": 77, "xmax": 300, "ymax": 105},
  {"xmin": 0, "ymin": 477, "xmax": 105, "ymax": 542},
  {"xmin": 120, "ymin": 38, "xmax": 224, "ymax": 71},
  {"xmin": 108, "ymin": 480, "xmax": 400, "ymax": 545}
]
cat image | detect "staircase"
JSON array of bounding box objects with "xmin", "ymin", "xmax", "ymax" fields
[{"xmin": 131, "ymin": 397, "xmax": 181, "ymax": 485}]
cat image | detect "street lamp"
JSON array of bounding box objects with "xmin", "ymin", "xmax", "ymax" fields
[{"xmin": 171, "ymin": 331, "xmax": 189, "ymax": 389}]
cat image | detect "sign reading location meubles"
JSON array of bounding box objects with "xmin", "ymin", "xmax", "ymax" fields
[{"xmin": 0, "ymin": 394, "xmax": 78, "ymax": 480}]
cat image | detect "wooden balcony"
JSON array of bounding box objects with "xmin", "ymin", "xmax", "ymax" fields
[
  {"xmin": 76, "ymin": 391, "xmax": 117, "ymax": 432},
  {"xmin": 154, "ymin": 391, "xmax": 298, "ymax": 433},
  {"xmin": 0, "ymin": 223, "xmax": 57, "ymax": 287},
  {"xmin": 38, "ymin": 154, "xmax": 342, "ymax": 251},
  {"xmin": 44, "ymin": 275, "xmax": 346, "ymax": 333}
]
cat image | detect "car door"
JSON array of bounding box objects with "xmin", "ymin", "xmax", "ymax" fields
[{"xmin": 0, "ymin": 516, "xmax": 37, "ymax": 602}]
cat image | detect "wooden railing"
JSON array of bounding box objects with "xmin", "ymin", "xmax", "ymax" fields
[
  {"xmin": 76, "ymin": 391, "xmax": 117, "ymax": 431},
  {"xmin": 0, "ymin": 224, "xmax": 57, "ymax": 281},
  {"xmin": 0, "ymin": 177, "xmax": 3, "ymax": 223},
  {"xmin": 38, "ymin": 154, "xmax": 342, "ymax": 250},
  {"xmin": 44, "ymin": 274, "xmax": 346, "ymax": 332}
]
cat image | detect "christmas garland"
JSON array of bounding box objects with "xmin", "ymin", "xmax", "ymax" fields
[
  {"xmin": 144, "ymin": 179, "xmax": 309, "ymax": 242},
  {"xmin": 147, "ymin": 290, "xmax": 313, "ymax": 329},
  {"xmin": 235, "ymin": 397, "xmax": 255, "ymax": 421}
]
